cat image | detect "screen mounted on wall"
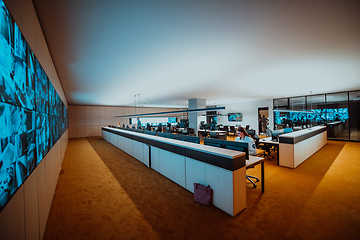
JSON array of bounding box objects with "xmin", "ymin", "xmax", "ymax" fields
[{"xmin": 228, "ymin": 113, "xmax": 242, "ymax": 122}]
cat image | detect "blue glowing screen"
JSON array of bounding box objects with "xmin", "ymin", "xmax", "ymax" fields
[
  {"xmin": 0, "ymin": 0, "xmax": 68, "ymax": 212},
  {"xmin": 275, "ymin": 108, "xmax": 349, "ymax": 125},
  {"xmin": 228, "ymin": 113, "xmax": 242, "ymax": 122}
]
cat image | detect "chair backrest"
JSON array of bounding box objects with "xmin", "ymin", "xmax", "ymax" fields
[
  {"xmin": 283, "ymin": 128, "xmax": 293, "ymax": 134},
  {"xmin": 247, "ymin": 129, "xmax": 255, "ymax": 137},
  {"xmin": 266, "ymin": 128, "xmax": 272, "ymax": 138},
  {"xmin": 230, "ymin": 126, "xmax": 235, "ymax": 132},
  {"xmin": 209, "ymin": 131, "xmax": 219, "ymax": 139}
]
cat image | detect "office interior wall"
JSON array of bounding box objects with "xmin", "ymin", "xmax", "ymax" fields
[
  {"xmin": 0, "ymin": 0, "xmax": 68, "ymax": 239},
  {"xmin": 69, "ymin": 105, "xmax": 185, "ymax": 138},
  {"xmin": 217, "ymin": 99, "xmax": 273, "ymax": 134}
]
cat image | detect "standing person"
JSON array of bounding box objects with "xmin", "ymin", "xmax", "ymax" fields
[
  {"xmin": 261, "ymin": 115, "xmax": 268, "ymax": 134},
  {"xmin": 258, "ymin": 114, "xmax": 262, "ymax": 133},
  {"xmin": 235, "ymin": 127, "xmax": 257, "ymax": 156},
  {"xmin": 137, "ymin": 117, "xmax": 141, "ymax": 129}
]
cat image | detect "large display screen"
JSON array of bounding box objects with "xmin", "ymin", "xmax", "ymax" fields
[
  {"xmin": 228, "ymin": 113, "xmax": 242, "ymax": 122},
  {"xmin": 275, "ymin": 108, "xmax": 349, "ymax": 126},
  {"xmin": 0, "ymin": 0, "xmax": 68, "ymax": 212}
]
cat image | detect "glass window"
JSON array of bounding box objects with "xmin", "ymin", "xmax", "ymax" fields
[
  {"xmin": 273, "ymin": 98, "xmax": 289, "ymax": 129},
  {"xmin": 326, "ymin": 92, "xmax": 349, "ymax": 140},
  {"xmin": 349, "ymin": 91, "xmax": 360, "ymax": 141},
  {"xmin": 307, "ymin": 94, "xmax": 326, "ymax": 127},
  {"xmin": 289, "ymin": 97, "xmax": 306, "ymax": 128}
]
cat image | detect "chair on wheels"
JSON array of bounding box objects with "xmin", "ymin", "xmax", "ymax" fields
[
  {"xmin": 229, "ymin": 126, "xmax": 236, "ymax": 136},
  {"xmin": 209, "ymin": 131, "xmax": 219, "ymax": 139},
  {"xmin": 246, "ymin": 175, "xmax": 259, "ymax": 188}
]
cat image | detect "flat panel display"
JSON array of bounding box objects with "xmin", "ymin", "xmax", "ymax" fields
[{"xmin": 228, "ymin": 113, "xmax": 242, "ymax": 122}]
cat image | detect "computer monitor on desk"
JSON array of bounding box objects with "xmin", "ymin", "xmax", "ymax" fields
[
  {"xmin": 272, "ymin": 130, "xmax": 282, "ymax": 142},
  {"xmin": 222, "ymin": 141, "xmax": 249, "ymax": 160}
]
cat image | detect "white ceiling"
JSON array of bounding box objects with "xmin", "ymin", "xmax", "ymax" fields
[{"xmin": 32, "ymin": 0, "xmax": 360, "ymax": 108}]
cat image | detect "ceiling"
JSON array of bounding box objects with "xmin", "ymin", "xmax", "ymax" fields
[{"xmin": 32, "ymin": 0, "xmax": 360, "ymax": 108}]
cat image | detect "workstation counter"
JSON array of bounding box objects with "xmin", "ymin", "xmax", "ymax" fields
[
  {"xmin": 279, "ymin": 126, "xmax": 327, "ymax": 168},
  {"xmin": 102, "ymin": 127, "xmax": 250, "ymax": 216}
]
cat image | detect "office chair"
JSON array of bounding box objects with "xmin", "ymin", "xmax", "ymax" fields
[
  {"xmin": 223, "ymin": 126, "xmax": 230, "ymax": 135},
  {"xmin": 229, "ymin": 126, "xmax": 236, "ymax": 136},
  {"xmin": 246, "ymin": 174, "xmax": 259, "ymax": 188},
  {"xmin": 209, "ymin": 131, "xmax": 219, "ymax": 139}
]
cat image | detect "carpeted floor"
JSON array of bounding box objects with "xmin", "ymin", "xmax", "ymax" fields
[{"xmin": 43, "ymin": 137, "xmax": 360, "ymax": 240}]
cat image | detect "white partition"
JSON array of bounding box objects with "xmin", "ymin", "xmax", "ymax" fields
[
  {"xmin": 159, "ymin": 149, "xmax": 186, "ymax": 188},
  {"xmin": 280, "ymin": 126, "xmax": 327, "ymax": 168},
  {"xmin": 185, "ymin": 157, "xmax": 206, "ymax": 192},
  {"xmin": 143, "ymin": 144, "xmax": 150, "ymax": 167},
  {"xmin": 102, "ymin": 127, "xmax": 247, "ymax": 217},
  {"xmin": 132, "ymin": 141, "xmax": 144, "ymax": 163},
  {"xmin": 124, "ymin": 138, "xmax": 133, "ymax": 155},
  {"xmin": 151, "ymin": 146, "xmax": 160, "ymax": 172}
]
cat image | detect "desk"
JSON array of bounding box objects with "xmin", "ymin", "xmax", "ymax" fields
[
  {"xmin": 259, "ymin": 137, "xmax": 279, "ymax": 165},
  {"xmin": 246, "ymin": 156, "xmax": 264, "ymax": 193},
  {"xmin": 102, "ymin": 127, "xmax": 247, "ymax": 217},
  {"xmin": 279, "ymin": 126, "xmax": 327, "ymax": 168}
]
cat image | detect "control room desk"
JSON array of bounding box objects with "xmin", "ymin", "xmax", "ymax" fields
[
  {"xmin": 279, "ymin": 126, "xmax": 327, "ymax": 168},
  {"xmin": 102, "ymin": 127, "xmax": 249, "ymax": 217}
]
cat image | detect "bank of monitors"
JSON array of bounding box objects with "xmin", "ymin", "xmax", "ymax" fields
[{"xmin": 0, "ymin": 0, "xmax": 68, "ymax": 212}]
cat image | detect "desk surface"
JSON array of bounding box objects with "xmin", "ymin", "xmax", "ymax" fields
[
  {"xmin": 198, "ymin": 130, "xmax": 227, "ymax": 133},
  {"xmin": 246, "ymin": 156, "xmax": 264, "ymax": 169},
  {"xmin": 259, "ymin": 137, "xmax": 279, "ymax": 145},
  {"xmin": 104, "ymin": 127, "xmax": 244, "ymax": 160}
]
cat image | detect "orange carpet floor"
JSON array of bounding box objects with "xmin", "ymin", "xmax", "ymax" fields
[{"xmin": 43, "ymin": 137, "xmax": 360, "ymax": 240}]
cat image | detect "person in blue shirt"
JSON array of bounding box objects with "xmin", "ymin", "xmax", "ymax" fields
[
  {"xmin": 235, "ymin": 127, "xmax": 257, "ymax": 156},
  {"xmin": 137, "ymin": 117, "xmax": 141, "ymax": 129}
]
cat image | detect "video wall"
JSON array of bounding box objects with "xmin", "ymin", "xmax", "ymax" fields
[
  {"xmin": 274, "ymin": 108, "xmax": 349, "ymax": 125},
  {"xmin": 0, "ymin": 0, "xmax": 68, "ymax": 212}
]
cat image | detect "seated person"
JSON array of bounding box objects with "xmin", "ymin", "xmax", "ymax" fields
[{"xmin": 235, "ymin": 127, "xmax": 257, "ymax": 156}]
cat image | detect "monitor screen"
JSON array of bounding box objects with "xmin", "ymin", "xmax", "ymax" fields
[{"xmin": 228, "ymin": 113, "xmax": 242, "ymax": 122}]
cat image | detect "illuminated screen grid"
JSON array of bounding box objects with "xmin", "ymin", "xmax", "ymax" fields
[{"xmin": 0, "ymin": 0, "xmax": 68, "ymax": 212}]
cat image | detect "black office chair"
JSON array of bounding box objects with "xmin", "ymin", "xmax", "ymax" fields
[
  {"xmin": 229, "ymin": 126, "xmax": 236, "ymax": 136},
  {"xmin": 209, "ymin": 131, "xmax": 219, "ymax": 139}
]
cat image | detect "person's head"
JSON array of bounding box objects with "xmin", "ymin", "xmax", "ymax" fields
[
  {"xmin": 236, "ymin": 127, "xmax": 249, "ymax": 138},
  {"xmin": 262, "ymin": 115, "xmax": 265, "ymax": 118}
]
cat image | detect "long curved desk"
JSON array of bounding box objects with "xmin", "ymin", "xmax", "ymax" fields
[{"xmin": 102, "ymin": 127, "xmax": 250, "ymax": 216}]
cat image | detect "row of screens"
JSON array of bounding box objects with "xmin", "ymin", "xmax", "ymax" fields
[
  {"xmin": 0, "ymin": 0, "xmax": 68, "ymax": 212},
  {"xmin": 275, "ymin": 108, "xmax": 349, "ymax": 124},
  {"xmin": 130, "ymin": 117, "xmax": 177, "ymax": 126}
]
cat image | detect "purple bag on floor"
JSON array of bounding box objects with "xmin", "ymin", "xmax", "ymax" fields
[{"xmin": 194, "ymin": 183, "xmax": 213, "ymax": 206}]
